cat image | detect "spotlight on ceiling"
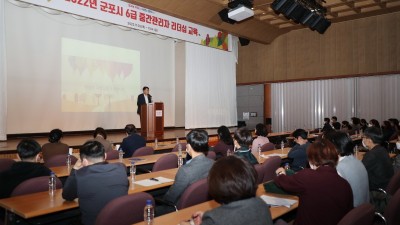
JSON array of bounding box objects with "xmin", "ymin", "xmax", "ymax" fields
[{"xmin": 271, "ymin": 0, "xmax": 331, "ymax": 34}]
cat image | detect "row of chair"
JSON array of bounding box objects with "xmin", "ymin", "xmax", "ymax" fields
[{"xmin": 336, "ymin": 187, "xmax": 400, "ymax": 225}]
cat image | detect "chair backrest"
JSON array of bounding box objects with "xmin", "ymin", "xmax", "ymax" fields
[
  {"xmin": 44, "ymin": 154, "xmax": 78, "ymax": 167},
  {"xmin": 261, "ymin": 156, "xmax": 282, "ymax": 183},
  {"xmin": 171, "ymin": 143, "xmax": 186, "ymax": 152},
  {"xmin": 386, "ymin": 171, "xmax": 400, "ymax": 196},
  {"xmin": 176, "ymin": 178, "xmax": 210, "ymax": 210},
  {"xmin": 206, "ymin": 151, "xmax": 216, "ymax": 160},
  {"xmin": 261, "ymin": 142, "xmax": 275, "ymax": 152},
  {"xmin": 11, "ymin": 176, "xmax": 63, "ymax": 196},
  {"xmin": 95, "ymin": 192, "xmax": 154, "ymax": 225},
  {"xmin": 384, "ymin": 188, "xmax": 400, "ymax": 225},
  {"xmin": 0, "ymin": 158, "xmax": 15, "ymax": 173},
  {"xmin": 337, "ymin": 203, "xmax": 375, "ymax": 225},
  {"xmin": 132, "ymin": 147, "xmax": 154, "ymax": 157},
  {"xmin": 254, "ymin": 164, "xmax": 264, "ymax": 184},
  {"xmin": 106, "ymin": 150, "xmax": 119, "ymax": 160},
  {"xmin": 213, "ymin": 142, "xmax": 233, "ymax": 158},
  {"xmin": 152, "ymin": 154, "xmax": 178, "ymax": 172}
]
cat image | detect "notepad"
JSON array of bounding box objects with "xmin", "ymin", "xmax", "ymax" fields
[
  {"xmin": 260, "ymin": 195, "xmax": 297, "ymax": 208},
  {"xmin": 134, "ymin": 177, "xmax": 174, "ymax": 187},
  {"xmin": 129, "ymin": 158, "xmax": 145, "ymax": 162},
  {"xmin": 260, "ymin": 154, "xmax": 286, "ymax": 158}
]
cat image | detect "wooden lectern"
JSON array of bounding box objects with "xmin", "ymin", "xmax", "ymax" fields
[{"xmin": 140, "ymin": 102, "xmax": 164, "ymax": 137}]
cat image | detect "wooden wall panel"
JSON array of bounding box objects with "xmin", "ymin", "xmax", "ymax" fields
[
  {"xmin": 334, "ymin": 21, "xmax": 356, "ymax": 76},
  {"xmin": 319, "ymin": 25, "xmax": 337, "ymax": 77},
  {"xmin": 237, "ymin": 12, "xmax": 400, "ymax": 83},
  {"xmin": 272, "ymin": 35, "xmax": 288, "ymax": 80},
  {"xmin": 377, "ymin": 13, "xmax": 398, "ymax": 71},
  {"xmin": 285, "ymin": 30, "xmax": 298, "ymax": 80}
]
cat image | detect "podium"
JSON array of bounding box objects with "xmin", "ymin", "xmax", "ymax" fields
[{"xmin": 140, "ymin": 102, "xmax": 164, "ymax": 137}]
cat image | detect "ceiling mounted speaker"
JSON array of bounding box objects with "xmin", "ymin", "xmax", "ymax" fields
[
  {"xmin": 301, "ymin": 11, "xmax": 319, "ymax": 26},
  {"xmin": 218, "ymin": 8, "xmax": 236, "ymax": 24},
  {"xmin": 285, "ymin": 3, "xmax": 307, "ymax": 23},
  {"xmin": 309, "ymin": 15, "xmax": 323, "ymax": 31},
  {"xmin": 271, "ymin": 0, "xmax": 293, "ymax": 14},
  {"xmin": 314, "ymin": 18, "xmax": 331, "ymax": 34}
]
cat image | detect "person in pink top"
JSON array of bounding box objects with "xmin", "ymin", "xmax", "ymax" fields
[{"xmin": 251, "ymin": 123, "xmax": 270, "ymax": 155}]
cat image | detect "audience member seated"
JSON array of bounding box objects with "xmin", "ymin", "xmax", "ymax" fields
[
  {"xmin": 42, "ymin": 128, "xmax": 69, "ymax": 162},
  {"xmin": 158, "ymin": 129, "xmax": 214, "ymax": 215},
  {"xmin": 212, "ymin": 125, "xmax": 233, "ymax": 159},
  {"xmin": 388, "ymin": 118, "xmax": 399, "ymax": 138},
  {"xmin": 382, "ymin": 120, "xmax": 395, "ymax": 142},
  {"xmin": 331, "ymin": 116, "xmax": 341, "ymax": 130},
  {"xmin": 341, "ymin": 120, "xmax": 353, "ymax": 133},
  {"xmin": 369, "ymin": 119, "xmax": 380, "ymax": 129},
  {"xmin": 287, "ymin": 129, "xmax": 310, "ymax": 172},
  {"xmin": 0, "ymin": 139, "xmax": 52, "ymax": 199},
  {"xmin": 351, "ymin": 117, "xmax": 361, "ymax": 133},
  {"xmin": 251, "ymin": 123, "xmax": 270, "ymax": 155},
  {"xmin": 62, "ymin": 141, "xmax": 128, "ymax": 225},
  {"xmin": 274, "ymin": 139, "xmax": 353, "ymax": 225},
  {"xmin": 361, "ymin": 127, "xmax": 394, "ymax": 191},
  {"xmin": 324, "ymin": 131, "xmax": 369, "ymax": 207},
  {"xmin": 360, "ymin": 119, "xmax": 368, "ymax": 132},
  {"xmin": 118, "ymin": 124, "xmax": 146, "ymax": 158},
  {"xmin": 321, "ymin": 118, "xmax": 334, "ymax": 133},
  {"xmin": 89, "ymin": 127, "xmax": 113, "ymax": 152},
  {"xmin": 180, "ymin": 156, "xmax": 274, "ymax": 225},
  {"xmin": 233, "ymin": 127, "xmax": 258, "ymax": 165}
]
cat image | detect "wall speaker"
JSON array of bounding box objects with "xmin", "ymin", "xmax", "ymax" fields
[{"xmin": 239, "ymin": 37, "xmax": 250, "ymax": 46}]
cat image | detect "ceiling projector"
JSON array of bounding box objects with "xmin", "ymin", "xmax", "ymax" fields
[{"xmin": 228, "ymin": 5, "xmax": 254, "ymax": 21}]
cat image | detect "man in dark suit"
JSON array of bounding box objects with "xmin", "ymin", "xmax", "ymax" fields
[
  {"xmin": 137, "ymin": 86, "xmax": 152, "ymax": 116},
  {"xmin": 119, "ymin": 124, "xmax": 146, "ymax": 158}
]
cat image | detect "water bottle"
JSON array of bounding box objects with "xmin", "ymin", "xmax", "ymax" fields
[
  {"xmin": 130, "ymin": 161, "xmax": 136, "ymax": 182},
  {"xmin": 154, "ymin": 138, "xmax": 158, "ymax": 149},
  {"xmin": 284, "ymin": 163, "xmax": 290, "ymax": 171},
  {"xmin": 258, "ymin": 144, "xmax": 261, "ymax": 157},
  {"xmin": 178, "ymin": 144, "xmax": 183, "ymax": 167},
  {"xmin": 144, "ymin": 199, "xmax": 154, "ymax": 225},
  {"xmin": 118, "ymin": 149, "xmax": 124, "ymax": 162},
  {"xmin": 49, "ymin": 172, "xmax": 56, "ymax": 196},
  {"xmin": 280, "ymin": 141, "xmax": 285, "ymax": 154},
  {"xmin": 66, "ymin": 154, "xmax": 71, "ymax": 167},
  {"xmin": 176, "ymin": 136, "xmax": 179, "ymax": 145}
]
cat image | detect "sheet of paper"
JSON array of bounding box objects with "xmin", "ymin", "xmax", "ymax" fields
[
  {"xmin": 260, "ymin": 153, "xmax": 286, "ymax": 158},
  {"xmin": 260, "ymin": 195, "xmax": 297, "ymax": 208},
  {"xmin": 134, "ymin": 177, "xmax": 174, "ymax": 187}
]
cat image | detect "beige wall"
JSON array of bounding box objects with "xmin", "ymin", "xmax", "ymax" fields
[{"xmin": 237, "ymin": 11, "xmax": 400, "ymax": 84}]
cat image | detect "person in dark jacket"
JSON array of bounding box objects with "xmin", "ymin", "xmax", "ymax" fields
[
  {"xmin": 361, "ymin": 127, "xmax": 394, "ymax": 190},
  {"xmin": 62, "ymin": 141, "xmax": 128, "ymax": 225},
  {"xmin": 119, "ymin": 124, "xmax": 146, "ymax": 158},
  {"xmin": 0, "ymin": 139, "xmax": 51, "ymax": 199},
  {"xmin": 137, "ymin": 86, "xmax": 152, "ymax": 116}
]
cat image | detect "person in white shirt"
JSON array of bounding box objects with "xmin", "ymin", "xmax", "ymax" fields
[
  {"xmin": 324, "ymin": 130, "xmax": 369, "ymax": 207},
  {"xmin": 251, "ymin": 123, "xmax": 270, "ymax": 155}
]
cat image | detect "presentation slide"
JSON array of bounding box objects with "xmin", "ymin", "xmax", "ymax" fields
[
  {"xmin": 5, "ymin": 1, "xmax": 175, "ymax": 134},
  {"xmin": 61, "ymin": 38, "xmax": 140, "ymax": 112}
]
